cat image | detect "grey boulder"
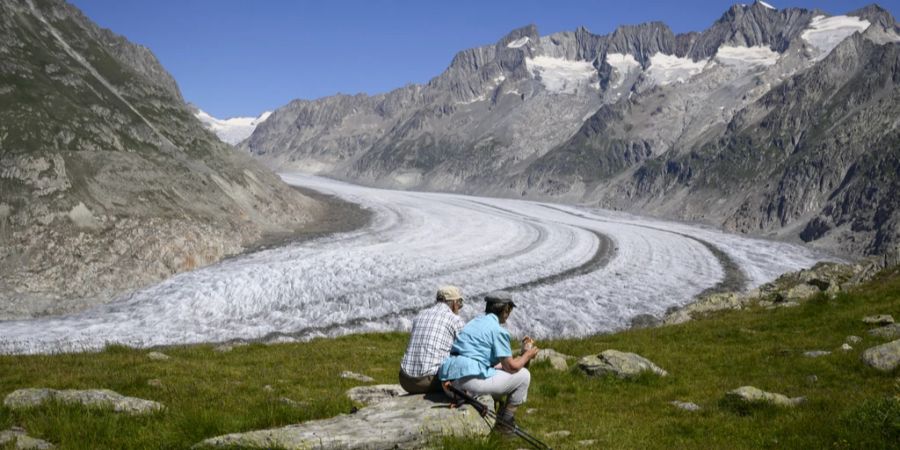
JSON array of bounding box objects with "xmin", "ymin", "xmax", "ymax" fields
[
  {"xmin": 861, "ymin": 339, "xmax": 900, "ymax": 372},
  {"xmin": 534, "ymin": 348, "xmax": 572, "ymax": 371},
  {"xmin": 578, "ymin": 350, "xmax": 668, "ymax": 378}
]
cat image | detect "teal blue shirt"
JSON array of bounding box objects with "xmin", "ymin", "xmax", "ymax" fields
[{"xmin": 438, "ymin": 314, "xmax": 512, "ymax": 380}]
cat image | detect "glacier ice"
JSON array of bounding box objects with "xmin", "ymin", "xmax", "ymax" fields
[{"xmin": 0, "ymin": 174, "xmax": 831, "ymax": 354}]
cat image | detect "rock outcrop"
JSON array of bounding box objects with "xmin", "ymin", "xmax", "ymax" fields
[
  {"xmin": 3, "ymin": 388, "xmax": 163, "ymax": 415},
  {"xmin": 196, "ymin": 385, "xmax": 493, "ymax": 449},
  {"xmin": 578, "ymin": 350, "xmax": 668, "ymax": 378}
]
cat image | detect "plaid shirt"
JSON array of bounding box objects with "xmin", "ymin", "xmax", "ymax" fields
[{"xmin": 401, "ymin": 302, "xmax": 465, "ymax": 378}]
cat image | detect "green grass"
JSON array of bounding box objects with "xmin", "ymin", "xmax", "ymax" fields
[{"xmin": 1, "ymin": 269, "xmax": 899, "ymax": 449}]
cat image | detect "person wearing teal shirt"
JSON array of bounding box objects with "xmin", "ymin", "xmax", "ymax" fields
[{"xmin": 438, "ymin": 291, "xmax": 539, "ymax": 434}]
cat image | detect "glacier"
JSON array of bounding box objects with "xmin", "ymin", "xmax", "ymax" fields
[{"xmin": 0, "ymin": 174, "xmax": 831, "ymax": 354}]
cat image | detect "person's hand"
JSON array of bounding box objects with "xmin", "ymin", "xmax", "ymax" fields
[
  {"xmin": 525, "ymin": 344, "xmax": 540, "ymax": 360},
  {"xmin": 522, "ymin": 336, "xmax": 534, "ymax": 351}
]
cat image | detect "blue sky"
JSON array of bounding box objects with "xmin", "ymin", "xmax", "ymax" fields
[{"xmin": 69, "ymin": 0, "xmax": 898, "ymax": 118}]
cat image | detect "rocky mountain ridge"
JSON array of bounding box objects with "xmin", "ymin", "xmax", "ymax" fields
[
  {"xmin": 243, "ymin": 1, "xmax": 900, "ymax": 259},
  {"xmin": 0, "ymin": 0, "xmax": 325, "ymax": 318}
]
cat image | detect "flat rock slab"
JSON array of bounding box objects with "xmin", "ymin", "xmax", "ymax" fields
[
  {"xmin": 578, "ymin": 350, "xmax": 668, "ymax": 378},
  {"xmin": 868, "ymin": 324, "xmax": 900, "ymax": 339},
  {"xmin": 861, "ymin": 339, "xmax": 900, "ymax": 372},
  {"xmin": 3, "ymin": 388, "xmax": 163, "ymax": 415},
  {"xmin": 346, "ymin": 384, "xmax": 407, "ymax": 406},
  {"xmin": 196, "ymin": 392, "xmax": 493, "ymax": 449},
  {"xmin": 0, "ymin": 427, "xmax": 54, "ymax": 449},
  {"xmin": 726, "ymin": 386, "xmax": 804, "ymax": 407}
]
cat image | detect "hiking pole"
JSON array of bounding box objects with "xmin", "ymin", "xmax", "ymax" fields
[{"xmin": 445, "ymin": 383, "xmax": 553, "ymax": 450}]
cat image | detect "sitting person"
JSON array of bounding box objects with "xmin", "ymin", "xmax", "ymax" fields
[
  {"xmin": 399, "ymin": 285, "xmax": 466, "ymax": 394},
  {"xmin": 438, "ymin": 291, "xmax": 539, "ymax": 433}
]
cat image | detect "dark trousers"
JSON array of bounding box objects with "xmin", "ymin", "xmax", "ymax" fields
[{"xmin": 398, "ymin": 369, "xmax": 443, "ymax": 394}]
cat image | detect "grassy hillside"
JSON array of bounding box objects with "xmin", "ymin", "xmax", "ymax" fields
[{"xmin": 1, "ymin": 267, "xmax": 898, "ymax": 449}]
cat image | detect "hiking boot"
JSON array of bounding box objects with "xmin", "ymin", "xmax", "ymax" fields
[{"xmin": 492, "ymin": 411, "xmax": 518, "ymax": 436}]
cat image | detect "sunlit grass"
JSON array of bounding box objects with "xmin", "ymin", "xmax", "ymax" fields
[{"xmin": 1, "ymin": 269, "xmax": 898, "ymax": 449}]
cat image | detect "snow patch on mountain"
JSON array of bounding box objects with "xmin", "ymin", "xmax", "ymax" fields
[
  {"xmin": 715, "ymin": 45, "xmax": 780, "ymax": 67},
  {"xmin": 195, "ymin": 109, "xmax": 272, "ymax": 145},
  {"xmin": 646, "ymin": 53, "xmax": 708, "ymax": 86},
  {"xmin": 801, "ymin": 15, "xmax": 871, "ymax": 60},
  {"xmin": 605, "ymin": 53, "xmax": 641, "ymax": 87},
  {"xmin": 526, "ymin": 56, "xmax": 598, "ymax": 94},
  {"xmin": 758, "ymin": 1, "xmax": 775, "ymax": 10},
  {"xmin": 507, "ymin": 36, "xmax": 530, "ymax": 48}
]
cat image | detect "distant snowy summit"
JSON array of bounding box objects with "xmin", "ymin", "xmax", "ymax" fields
[{"xmin": 193, "ymin": 107, "xmax": 272, "ymax": 145}]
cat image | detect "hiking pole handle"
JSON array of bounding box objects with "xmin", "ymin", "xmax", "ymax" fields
[{"xmin": 445, "ymin": 382, "xmax": 489, "ymax": 417}]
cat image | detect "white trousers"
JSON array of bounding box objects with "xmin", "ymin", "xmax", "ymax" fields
[{"xmin": 453, "ymin": 368, "xmax": 531, "ymax": 406}]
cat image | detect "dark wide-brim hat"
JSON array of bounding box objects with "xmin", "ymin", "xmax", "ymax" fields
[{"xmin": 484, "ymin": 290, "xmax": 516, "ymax": 307}]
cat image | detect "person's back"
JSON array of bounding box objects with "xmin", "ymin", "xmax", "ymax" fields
[{"xmin": 399, "ymin": 286, "xmax": 465, "ymax": 394}]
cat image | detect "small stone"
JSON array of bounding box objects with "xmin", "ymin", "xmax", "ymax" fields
[
  {"xmin": 629, "ymin": 314, "xmax": 661, "ymax": 329},
  {"xmin": 777, "ymin": 301, "xmax": 800, "ymax": 308},
  {"xmin": 861, "ymin": 339, "xmax": 900, "ymax": 372},
  {"xmin": 263, "ymin": 385, "xmax": 274, "ymax": 393},
  {"xmin": 340, "ymin": 371, "xmax": 375, "ymax": 383},
  {"xmin": 862, "ymin": 315, "xmax": 895, "ymax": 325},
  {"xmin": 278, "ymin": 397, "xmax": 308, "ymax": 408},
  {"xmin": 803, "ymin": 350, "xmax": 831, "ymax": 358},
  {"xmin": 545, "ymin": 430, "xmax": 571, "ymax": 438},
  {"xmin": 578, "ymin": 440, "xmax": 597, "ymax": 447},
  {"xmin": 147, "ymin": 351, "xmax": 170, "ymax": 361},
  {"xmin": 214, "ymin": 345, "xmax": 233, "ymax": 353},
  {"xmin": 669, "ymin": 400, "xmax": 701, "ymax": 411},
  {"xmin": 147, "ymin": 379, "xmax": 163, "ymax": 388},
  {"xmin": 840, "ymin": 343, "xmax": 853, "ymax": 351},
  {"xmin": 0, "ymin": 427, "xmax": 54, "ymax": 449},
  {"xmin": 868, "ymin": 324, "xmax": 900, "ymax": 339},
  {"xmin": 806, "ymin": 375, "xmax": 818, "ymax": 384},
  {"xmin": 846, "ymin": 336, "xmax": 863, "ymax": 344},
  {"xmin": 526, "ymin": 408, "xmax": 538, "ymax": 414}
]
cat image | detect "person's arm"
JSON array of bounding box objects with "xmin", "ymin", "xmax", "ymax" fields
[{"xmin": 499, "ymin": 346, "xmax": 539, "ymax": 373}]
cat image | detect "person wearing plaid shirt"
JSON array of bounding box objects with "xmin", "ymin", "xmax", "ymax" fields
[{"xmin": 399, "ymin": 285, "xmax": 466, "ymax": 394}]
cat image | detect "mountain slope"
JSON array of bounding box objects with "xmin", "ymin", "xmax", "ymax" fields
[
  {"xmin": 244, "ymin": 2, "xmax": 899, "ymax": 259},
  {"xmin": 0, "ymin": 0, "xmax": 325, "ymax": 318}
]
